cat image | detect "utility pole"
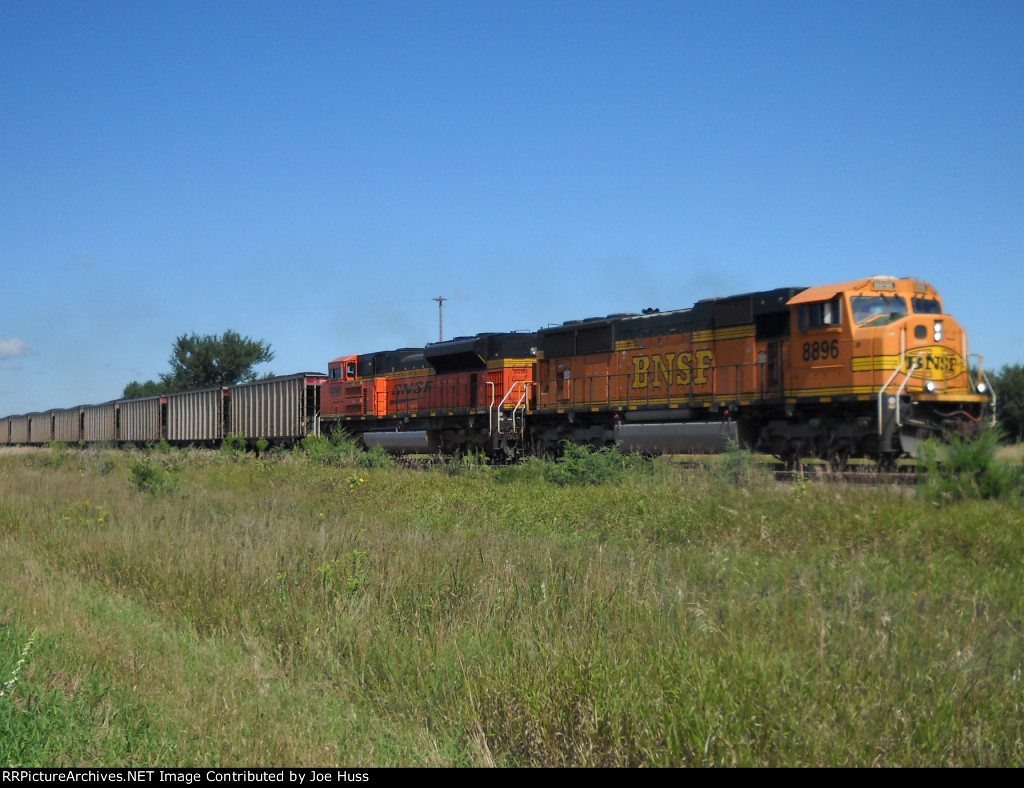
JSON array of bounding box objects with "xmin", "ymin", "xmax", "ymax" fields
[{"xmin": 433, "ymin": 295, "xmax": 447, "ymax": 342}]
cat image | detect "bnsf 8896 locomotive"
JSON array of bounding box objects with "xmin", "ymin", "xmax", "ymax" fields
[{"xmin": 321, "ymin": 276, "xmax": 993, "ymax": 465}]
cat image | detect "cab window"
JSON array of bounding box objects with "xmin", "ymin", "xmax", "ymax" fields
[
  {"xmin": 912, "ymin": 297, "xmax": 942, "ymax": 315},
  {"xmin": 798, "ymin": 296, "xmax": 842, "ymax": 330},
  {"xmin": 851, "ymin": 295, "xmax": 908, "ymax": 326}
]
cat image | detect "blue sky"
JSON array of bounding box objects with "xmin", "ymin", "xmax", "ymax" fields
[{"xmin": 2, "ymin": 0, "xmax": 1022, "ymax": 413}]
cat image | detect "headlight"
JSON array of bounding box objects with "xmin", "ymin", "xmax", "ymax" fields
[
  {"xmin": 933, "ymin": 320, "xmax": 944, "ymax": 342},
  {"xmin": 925, "ymin": 381, "xmax": 936, "ymax": 393},
  {"xmin": 977, "ymin": 382, "xmax": 987, "ymax": 394}
]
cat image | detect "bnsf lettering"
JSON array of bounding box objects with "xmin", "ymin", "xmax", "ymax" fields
[
  {"xmin": 631, "ymin": 350, "xmax": 713, "ymax": 389},
  {"xmin": 392, "ymin": 381, "xmax": 433, "ymax": 395},
  {"xmin": 906, "ymin": 353, "xmax": 961, "ymax": 375}
]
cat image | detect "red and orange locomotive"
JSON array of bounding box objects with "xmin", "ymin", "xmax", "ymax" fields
[
  {"xmin": 320, "ymin": 276, "xmax": 992, "ymax": 464},
  {"xmin": 321, "ymin": 333, "xmax": 537, "ymax": 456}
]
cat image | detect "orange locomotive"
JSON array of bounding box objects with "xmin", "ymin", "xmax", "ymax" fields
[
  {"xmin": 321, "ymin": 333, "xmax": 537, "ymax": 456},
  {"xmin": 320, "ymin": 276, "xmax": 992, "ymax": 463}
]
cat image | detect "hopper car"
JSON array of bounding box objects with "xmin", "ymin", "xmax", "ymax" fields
[{"xmin": 1, "ymin": 373, "xmax": 326, "ymax": 448}]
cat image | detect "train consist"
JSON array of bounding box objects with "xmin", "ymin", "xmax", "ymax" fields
[
  {"xmin": 2, "ymin": 276, "xmax": 994, "ymax": 465},
  {"xmin": 1, "ymin": 373, "xmax": 326, "ymax": 448}
]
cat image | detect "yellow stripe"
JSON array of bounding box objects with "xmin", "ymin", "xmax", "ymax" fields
[
  {"xmin": 693, "ymin": 326, "xmax": 755, "ymax": 342},
  {"xmin": 851, "ymin": 355, "xmax": 900, "ymax": 372},
  {"xmin": 720, "ymin": 326, "xmax": 755, "ymax": 340},
  {"xmin": 388, "ymin": 367, "xmax": 432, "ymax": 380},
  {"xmin": 785, "ymin": 385, "xmax": 877, "ymax": 398},
  {"xmin": 613, "ymin": 326, "xmax": 755, "ymax": 350},
  {"xmin": 486, "ymin": 358, "xmax": 537, "ymax": 369},
  {"xmin": 542, "ymin": 395, "xmax": 757, "ymax": 410},
  {"xmin": 543, "ymin": 386, "xmax": 882, "ymax": 409}
]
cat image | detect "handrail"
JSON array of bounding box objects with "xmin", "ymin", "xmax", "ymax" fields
[
  {"xmin": 509, "ymin": 383, "xmax": 531, "ymax": 435},
  {"xmin": 480, "ymin": 380, "xmax": 533, "ymax": 438},
  {"xmin": 877, "ymin": 327, "xmax": 907, "ymax": 435},
  {"xmin": 496, "ymin": 381, "xmax": 530, "ymax": 435},
  {"xmin": 486, "ymin": 381, "xmax": 496, "ymax": 435},
  {"xmin": 876, "ymin": 327, "xmax": 909, "ymax": 433}
]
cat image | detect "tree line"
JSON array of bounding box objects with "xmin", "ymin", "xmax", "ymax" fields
[{"xmin": 992, "ymin": 364, "xmax": 1024, "ymax": 443}]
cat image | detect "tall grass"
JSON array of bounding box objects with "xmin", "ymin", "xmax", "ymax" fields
[{"xmin": 0, "ymin": 443, "xmax": 1022, "ymax": 766}]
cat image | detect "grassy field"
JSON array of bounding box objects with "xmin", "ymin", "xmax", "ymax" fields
[{"xmin": 1, "ymin": 441, "xmax": 1022, "ymax": 767}]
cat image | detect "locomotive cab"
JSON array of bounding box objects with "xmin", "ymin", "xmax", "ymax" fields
[
  {"xmin": 322, "ymin": 354, "xmax": 389, "ymax": 419},
  {"xmin": 328, "ymin": 355, "xmax": 359, "ymax": 382},
  {"xmin": 784, "ymin": 276, "xmax": 992, "ymax": 459}
]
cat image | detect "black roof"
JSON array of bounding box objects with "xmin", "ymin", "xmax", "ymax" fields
[
  {"xmin": 538, "ymin": 287, "xmax": 804, "ymax": 357},
  {"xmin": 424, "ymin": 332, "xmax": 538, "ymax": 372}
]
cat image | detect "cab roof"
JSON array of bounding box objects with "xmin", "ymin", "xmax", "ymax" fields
[{"xmin": 787, "ymin": 276, "xmax": 933, "ymax": 305}]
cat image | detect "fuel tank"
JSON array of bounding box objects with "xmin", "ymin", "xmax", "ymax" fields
[
  {"xmin": 614, "ymin": 421, "xmax": 738, "ymax": 454},
  {"xmin": 361, "ymin": 430, "xmax": 439, "ymax": 454}
]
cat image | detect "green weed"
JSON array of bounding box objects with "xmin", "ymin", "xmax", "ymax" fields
[
  {"xmin": 919, "ymin": 428, "xmax": 1024, "ymax": 503},
  {"xmin": 299, "ymin": 431, "xmax": 394, "ymax": 469},
  {"xmin": 128, "ymin": 456, "xmax": 179, "ymax": 495},
  {"xmin": 0, "ymin": 628, "xmax": 37, "ymax": 701},
  {"xmin": 539, "ymin": 442, "xmax": 634, "ymax": 486},
  {"xmin": 221, "ymin": 432, "xmax": 248, "ymax": 457}
]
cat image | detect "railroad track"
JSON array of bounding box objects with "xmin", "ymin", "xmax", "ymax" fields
[
  {"xmin": 393, "ymin": 453, "xmax": 920, "ymax": 485},
  {"xmin": 771, "ymin": 464, "xmax": 918, "ymax": 486},
  {"xmin": 668, "ymin": 457, "xmax": 919, "ymax": 485}
]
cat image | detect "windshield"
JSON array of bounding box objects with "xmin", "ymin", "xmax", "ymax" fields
[
  {"xmin": 912, "ymin": 297, "xmax": 943, "ymax": 315},
  {"xmin": 851, "ymin": 295, "xmax": 909, "ymax": 326}
]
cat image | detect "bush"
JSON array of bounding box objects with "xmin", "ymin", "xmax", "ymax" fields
[
  {"xmin": 711, "ymin": 440, "xmax": 768, "ymax": 485},
  {"xmin": 298, "ymin": 430, "xmax": 393, "ymax": 468},
  {"xmin": 360, "ymin": 445, "xmax": 394, "ymax": 469},
  {"xmin": 128, "ymin": 457, "xmax": 179, "ymax": 495},
  {"xmin": 299, "ymin": 432, "xmax": 352, "ymax": 466},
  {"xmin": 221, "ymin": 433, "xmax": 248, "ymax": 458},
  {"xmin": 541, "ymin": 443, "xmax": 631, "ymax": 487},
  {"xmin": 919, "ymin": 428, "xmax": 1024, "ymax": 503}
]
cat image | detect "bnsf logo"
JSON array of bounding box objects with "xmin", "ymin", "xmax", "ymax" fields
[
  {"xmin": 631, "ymin": 350, "xmax": 714, "ymax": 389},
  {"xmin": 392, "ymin": 381, "xmax": 433, "ymax": 395},
  {"xmin": 905, "ymin": 347, "xmax": 963, "ymax": 378}
]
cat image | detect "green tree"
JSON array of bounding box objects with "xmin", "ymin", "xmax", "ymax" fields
[
  {"xmin": 162, "ymin": 330, "xmax": 274, "ymax": 389},
  {"xmin": 122, "ymin": 330, "xmax": 274, "ymax": 398},
  {"xmin": 122, "ymin": 379, "xmax": 165, "ymax": 399},
  {"xmin": 992, "ymin": 363, "xmax": 1024, "ymax": 443}
]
